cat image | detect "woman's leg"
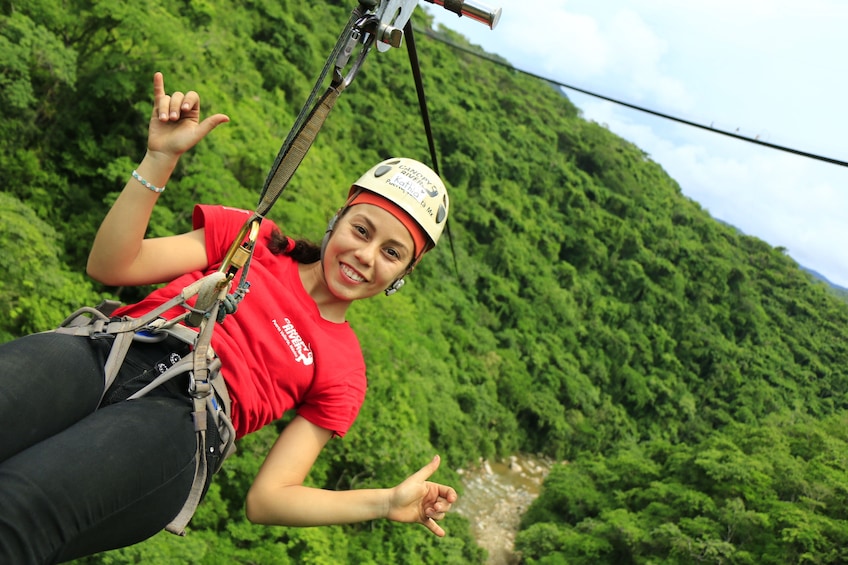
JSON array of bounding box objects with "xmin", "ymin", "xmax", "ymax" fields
[
  {"xmin": 0, "ymin": 332, "xmax": 107, "ymax": 462},
  {"xmin": 0, "ymin": 332, "xmax": 201, "ymax": 564},
  {"xmin": 0, "ymin": 393, "xmax": 198, "ymax": 564}
]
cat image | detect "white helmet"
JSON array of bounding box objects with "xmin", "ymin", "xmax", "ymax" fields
[
  {"xmin": 348, "ymin": 157, "xmax": 449, "ymax": 253},
  {"xmin": 321, "ymin": 158, "xmax": 449, "ymax": 295}
]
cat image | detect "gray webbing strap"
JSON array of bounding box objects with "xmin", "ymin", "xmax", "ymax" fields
[
  {"xmin": 253, "ymin": 5, "xmax": 362, "ymax": 213},
  {"xmin": 223, "ymin": 10, "xmax": 376, "ymax": 288},
  {"xmin": 173, "ymin": 364, "xmax": 239, "ymax": 534},
  {"xmin": 255, "ymin": 84, "xmax": 344, "ymax": 218},
  {"xmin": 127, "ymin": 356, "xmax": 196, "ymax": 400},
  {"xmin": 55, "ymin": 274, "xmax": 224, "ymax": 395},
  {"xmin": 126, "ymin": 349, "xmax": 234, "ymax": 536},
  {"xmin": 101, "ymin": 331, "xmax": 133, "ymax": 403},
  {"xmin": 52, "ymin": 271, "xmax": 237, "ymax": 534},
  {"xmin": 164, "ymin": 283, "xmax": 228, "ymax": 535},
  {"xmin": 166, "ymin": 393, "xmax": 211, "ymax": 536}
]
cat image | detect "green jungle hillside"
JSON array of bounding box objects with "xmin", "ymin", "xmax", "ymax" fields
[{"xmin": 2, "ymin": 1, "xmax": 847, "ymax": 563}]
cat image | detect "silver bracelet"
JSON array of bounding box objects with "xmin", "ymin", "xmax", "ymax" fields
[{"xmin": 131, "ymin": 169, "xmax": 166, "ymax": 193}]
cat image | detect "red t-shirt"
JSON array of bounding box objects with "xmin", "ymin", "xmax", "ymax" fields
[{"xmin": 115, "ymin": 205, "xmax": 367, "ymax": 439}]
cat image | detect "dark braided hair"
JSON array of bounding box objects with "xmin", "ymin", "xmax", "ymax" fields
[{"xmin": 268, "ymin": 228, "xmax": 321, "ymax": 264}]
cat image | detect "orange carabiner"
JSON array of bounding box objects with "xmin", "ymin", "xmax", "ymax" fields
[{"xmin": 218, "ymin": 216, "xmax": 262, "ymax": 280}]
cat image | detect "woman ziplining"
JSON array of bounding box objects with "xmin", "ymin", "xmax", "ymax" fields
[{"xmin": 0, "ymin": 72, "xmax": 456, "ymax": 564}]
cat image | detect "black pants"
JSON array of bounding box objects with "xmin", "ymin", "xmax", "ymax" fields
[{"xmin": 0, "ymin": 332, "xmax": 201, "ymax": 564}]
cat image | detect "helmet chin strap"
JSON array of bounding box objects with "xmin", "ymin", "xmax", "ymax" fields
[{"xmin": 320, "ymin": 212, "xmax": 340, "ymax": 260}]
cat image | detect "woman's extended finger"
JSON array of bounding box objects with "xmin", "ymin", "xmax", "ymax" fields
[
  {"xmin": 424, "ymin": 516, "xmax": 446, "ymax": 537},
  {"xmin": 152, "ymin": 72, "xmax": 168, "ymax": 120}
]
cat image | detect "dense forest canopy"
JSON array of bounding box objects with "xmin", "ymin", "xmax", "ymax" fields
[{"xmin": 2, "ymin": 0, "xmax": 847, "ymax": 563}]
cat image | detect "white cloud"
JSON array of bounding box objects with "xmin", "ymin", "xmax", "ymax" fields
[
  {"xmin": 578, "ymin": 94, "xmax": 848, "ymax": 285},
  {"xmin": 424, "ymin": 0, "xmax": 848, "ymax": 286},
  {"xmin": 481, "ymin": 2, "xmax": 611, "ymax": 79}
]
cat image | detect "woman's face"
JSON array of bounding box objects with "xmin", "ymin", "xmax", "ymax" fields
[{"xmin": 322, "ymin": 203, "xmax": 415, "ymax": 302}]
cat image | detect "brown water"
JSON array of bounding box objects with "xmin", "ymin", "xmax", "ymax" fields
[{"xmin": 454, "ymin": 454, "xmax": 554, "ymax": 565}]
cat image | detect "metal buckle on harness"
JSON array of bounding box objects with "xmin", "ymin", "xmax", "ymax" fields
[{"xmin": 189, "ymin": 378, "xmax": 212, "ymax": 399}]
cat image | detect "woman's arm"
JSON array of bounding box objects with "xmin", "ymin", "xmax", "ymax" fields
[
  {"xmin": 86, "ymin": 72, "xmax": 229, "ymax": 286},
  {"xmin": 246, "ymin": 415, "xmax": 458, "ymax": 537}
]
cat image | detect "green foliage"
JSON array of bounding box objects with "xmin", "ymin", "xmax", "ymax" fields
[
  {"xmin": 4, "ymin": 0, "xmax": 848, "ymax": 563},
  {"xmin": 517, "ymin": 413, "xmax": 848, "ymax": 563},
  {"xmin": 0, "ymin": 193, "xmax": 103, "ymax": 341}
]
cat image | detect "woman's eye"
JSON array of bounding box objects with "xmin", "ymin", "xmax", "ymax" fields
[
  {"xmin": 354, "ymin": 225, "xmax": 367, "ymax": 236},
  {"xmin": 385, "ymin": 248, "xmax": 400, "ymax": 259}
]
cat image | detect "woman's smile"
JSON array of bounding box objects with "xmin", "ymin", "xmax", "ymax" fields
[{"xmin": 340, "ymin": 262, "xmax": 367, "ymax": 283}]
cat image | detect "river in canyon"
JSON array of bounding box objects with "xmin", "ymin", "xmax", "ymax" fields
[{"xmin": 454, "ymin": 454, "xmax": 555, "ymax": 565}]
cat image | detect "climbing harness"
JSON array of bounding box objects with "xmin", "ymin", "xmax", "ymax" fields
[
  {"xmin": 53, "ymin": 276, "xmax": 236, "ymax": 535},
  {"xmin": 52, "ymin": 0, "xmax": 500, "ymax": 537}
]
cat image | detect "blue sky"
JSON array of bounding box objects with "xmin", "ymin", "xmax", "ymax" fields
[{"xmin": 422, "ymin": 0, "xmax": 848, "ymax": 287}]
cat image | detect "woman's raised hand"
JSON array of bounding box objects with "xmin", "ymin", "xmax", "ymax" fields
[{"xmin": 146, "ymin": 72, "xmax": 229, "ymax": 159}]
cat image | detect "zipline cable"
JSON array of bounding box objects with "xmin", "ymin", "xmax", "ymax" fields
[{"xmin": 415, "ymin": 25, "xmax": 848, "ymax": 169}]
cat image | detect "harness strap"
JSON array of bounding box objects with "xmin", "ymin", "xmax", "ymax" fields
[
  {"xmin": 254, "ymin": 6, "xmax": 364, "ymax": 213},
  {"xmin": 166, "ymin": 394, "xmax": 211, "ymax": 536},
  {"xmin": 169, "ymin": 347, "xmax": 239, "ymax": 536},
  {"xmin": 171, "ymin": 370, "xmax": 239, "ymax": 536},
  {"xmin": 55, "ymin": 274, "xmax": 226, "ymax": 401},
  {"xmin": 163, "ymin": 355, "xmax": 236, "ymax": 535},
  {"xmin": 52, "ymin": 272, "xmax": 237, "ymax": 535},
  {"xmin": 102, "ymin": 331, "xmax": 134, "ymax": 403},
  {"xmin": 404, "ymin": 21, "xmax": 460, "ymax": 279},
  {"xmin": 128, "ymin": 356, "xmax": 197, "ymax": 400},
  {"xmin": 213, "ymin": 9, "xmax": 378, "ymax": 316},
  {"xmin": 126, "ymin": 351, "xmax": 234, "ymax": 536}
]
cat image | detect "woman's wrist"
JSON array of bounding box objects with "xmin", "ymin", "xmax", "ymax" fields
[{"xmin": 133, "ymin": 150, "xmax": 179, "ymax": 191}]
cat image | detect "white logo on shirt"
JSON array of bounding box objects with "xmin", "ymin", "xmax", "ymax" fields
[{"xmin": 272, "ymin": 318, "xmax": 314, "ymax": 366}]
